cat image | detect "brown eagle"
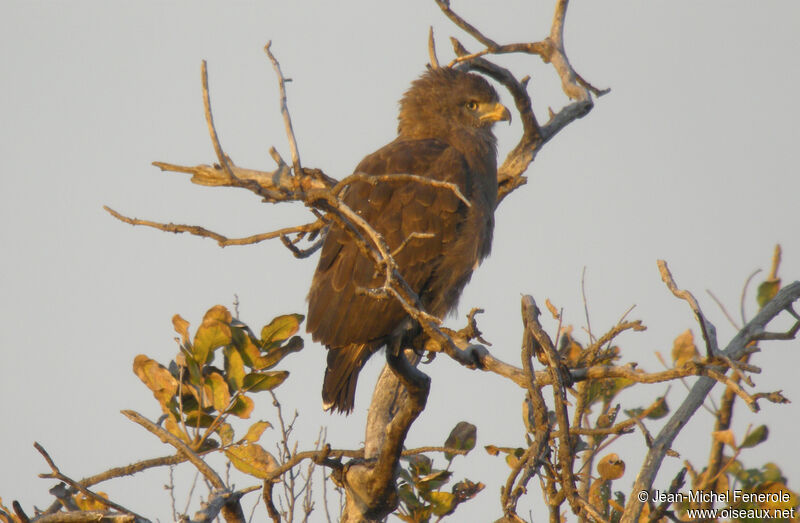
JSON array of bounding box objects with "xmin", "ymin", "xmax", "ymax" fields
[{"xmin": 307, "ymin": 67, "xmax": 510, "ymax": 413}]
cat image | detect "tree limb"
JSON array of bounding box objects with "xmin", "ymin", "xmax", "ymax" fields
[{"xmin": 621, "ymin": 279, "xmax": 800, "ymax": 522}]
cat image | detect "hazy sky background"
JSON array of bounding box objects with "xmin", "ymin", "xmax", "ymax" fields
[{"xmin": 2, "ymin": 1, "xmax": 798, "ymax": 521}]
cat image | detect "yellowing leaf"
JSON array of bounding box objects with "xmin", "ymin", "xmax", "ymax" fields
[
  {"xmin": 172, "ymin": 314, "xmax": 191, "ymax": 345},
  {"xmin": 756, "ymin": 481, "xmax": 798, "ymax": 510},
  {"xmin": 712, "ymin": 429, "xmax": 736, "ymax": 448},
  {"xmin": 757, "ymin": 279, "xmax": 781, "ymax": 309},
  {"xmin": 230, "ymin": 395, "xmax": 254, "ymax": 419},
  {"xmin": 224, "ymin": 346, "xmax": 245, "ymax": 391},
  {"xmin": 646, "ymin": 396, "xmax": 670, "ymax": 420},
  {"xmin": 73, "ymin": 491, "xmax": 108, "ymax": 511},
  {"xmin": 164, "ymin": 416, "xmax": 191, "ymax": 444},
  {"xmin": 258, "ymin": 336, "xmax": 304, "ymax": 370},
  {"xmin": 225, "ymin": 443, "xmax": 278, "ymax": 480},
  {"xmin": 261, "ymin": 314, "xmax": 304, "ymax": 346},
  {"xmin": 672, "ymin": 329, "xmax": 699, "ymax": 368},
  {"xmin": 243, "ymin": 371, "xmax": 290, "ymax": 392},
  {"xmin": 428, "ymin": 491, "xmax": 456, "ymax": 516},
  {"xmin": 597, "ymin": 453, "xmax": 625, "ymax": 480},
  {"xmin": 237, "ymin": 333, "xmax": 266, "ymax": 368},
  {"xmin": 205, "ymin": 372, "xmax": 231, "ymax": 412},
  {"xmin": 216, "ymin": 422, "xmax": 235, "ymax": 447},
  {"xmin": 193, "ymin": 306, "xmax": 233, "ymax": 364},
  {"xmin": 133, "ymin": 355, "xmax": 178, "ymax": 412},
  {"xmin": 244, "ymin": 420, "xmax": 272, "ymax": 443}
]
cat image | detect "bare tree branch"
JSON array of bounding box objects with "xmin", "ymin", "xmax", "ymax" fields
[
  {"xmin": 33, "ymin": 442, "xmax": 148, "ymax": 522},
  {"xmin": 120, "ymin": 410, "xmax": 225, "ymax": 490},
  {"xmin": 264, "ymin": 42, "xmax": 302, "ymax": 177},
  {"xmin": 201, "ymin": 60, "xmax": 236, "ymax": 183},
  {"xmin": 104, "ymin": 206, "xmax": 324, "ymax": 248},
  {"xmin": 621, "ymin": 279, "xmax": 800, "ymax": 522}
]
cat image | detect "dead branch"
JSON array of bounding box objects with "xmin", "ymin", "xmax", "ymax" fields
[
  {"xmin": 264, "ymin": 42, "xmax": 302, "ymax": 177},
  {"xmin": 437, "ymin": 0, "xmax": 608, "ymax": 203},
  {"xmin": 201, "ymin": 61, "xmax": 236, "ymax": 182},
  {"xmin": 104, "ymin": 206, "xmax": 324, "ymax": 248},
  {"xmin": 33, "ymin": 442, "xmax": 148, "ymax": 522},
  {"xmin": 34, "ymin": 513, "xmax": 134, "ymax": 523},
  {"xmin": 522, "ymin": 297, "xmax": 582, "ymax": 517},
  {"xmin": 192, "ymin": 490, "xmax": 246, "ymax": 523},
  {"xmin": 120, "ymin": 410, "xmax": 224, "ymax": 489},
  {"xmin": 621, "ymin": 279, "xmax": 800, "ymax": 522},
  {"xmin": 501, "ymin": 297, "xmax": 555, "ymax": 521},
  {"xmin": 658, "ymin": 260, "xmax": 719, "ymax": 360}
]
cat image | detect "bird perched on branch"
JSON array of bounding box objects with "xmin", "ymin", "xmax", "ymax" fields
[{"xmin": 307, "ymin": 67, "xmax": 510, "ymax": 413}]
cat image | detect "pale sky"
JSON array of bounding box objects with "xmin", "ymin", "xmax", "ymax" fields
[{"xmin": 2, "ymin": 1, "xmax": 799, "ymax": 521}]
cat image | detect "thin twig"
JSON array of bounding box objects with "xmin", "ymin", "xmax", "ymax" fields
[
  {"xmin": 201, "ymin": 61, "xmax": 236, "ymax": 182},
  {"xmin": 658, "ymin": 260, "xmax": 718, "ymax": 359},
  {"xmin": 34, "ymin": 442, "xmax": 147, "ymax": 521},
  {"xmin": 121, "ymin": 410, "xmax": 225, "ymax": 490},
  {"xmin": 264, "ymin": 42, "xmax": 302, "ymax": 178},
  {"xmin": 104, "ymin": 206, "xmax": 323, "ymax": 248}
]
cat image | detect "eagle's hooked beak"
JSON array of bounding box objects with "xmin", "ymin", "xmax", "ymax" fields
[{"xmin": 479, "ymin": 102, "xmax": 512, "ymax": 124}]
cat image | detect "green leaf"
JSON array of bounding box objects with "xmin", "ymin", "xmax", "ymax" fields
[
  {"xmin": 132, "ymin": 355, "xmax": 178, "ymax": 412},
  {"xmin": 261, "ymin": 314, "xmax": 304, "ymax": 346},
  {"xmin": 585, "ymin": 378, "xmax": 634, "ymax": 407},
  {"xmin": 757, "ymin": 279, "xmax": 781, "ymax": 309},
  {"xmin": 397, "ymin": 483, "xmax": 422, "ymax": 510},
  {"xmin": 403, "ymin": 454, "xmax": 432, "ymax": 478},
  {"xmin": 193, "ymin": 305, "xmax": 233, "ymax": 364},
  {"xmin": 741, "ymin": 425, "xmax": 769, "ymax": 448},
  {"xmin": 244, "ymin": 420, "xmax": 272, "ymax": 443},
  {"xmin": 229, "ymin": 395, "xmax": 254, "ymax": 419},
  {"xmin": 761, "ymin": 463, "xmax": 784, "ymax": 483},
  {"xmin": 181, "ymin": 348, "xmax": 204, "ymax": 386},
  {"xmin": 237, "ymin": 333, "xmax": 266, "ymax": 369},
  {"xmin": 225, "ymin": 443, "xmax": 278, "ymax": 480},
  {"xmin": 416, "ymin": 470, "xmax": 451, "ymax": 493},
  {"xmin": 444, "ymin": 421, "xmax": 477, "ymax": 461},
  {"xmin": 428, "ymin": 491, "xmax": 456, "ymax": 516},
  {"xmin": 184, "ymin": 410, "xmax": 216, "ymax": 428},
  {"xmin": 243, "ymin": 371, "xmax": 290, "ymax": 392},
  {"xmin": 216, "ymin": 422, "xmax": 234, "ymax": 447},
  {"xmin": 646, "ymin": 396, "xmax": 669, "ymax": 419},
  {"xmin": 177, "ymin": 391, "xmax": 199, "ymax": 414},
  {"xmin": 224, "ymin": 346, "xmax": 245, "ymax": 391},
  {"xmin": 258, "ymin": 336, "xmax": 304, "ymax": 370}
]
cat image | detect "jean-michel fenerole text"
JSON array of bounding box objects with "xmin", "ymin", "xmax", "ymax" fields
[{"xmin": 651, "ymin": 488, "xmax": 792, "ymax": 506}]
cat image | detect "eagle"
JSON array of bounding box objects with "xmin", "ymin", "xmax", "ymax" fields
[{"xmin": 307, "ymin": 67, "xmax": 510, "ymax": 413}]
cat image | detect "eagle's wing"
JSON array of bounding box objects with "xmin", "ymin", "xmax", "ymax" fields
[{"xmin": 307, "ymin": 138, "xmax": 475, "ymax": 349}]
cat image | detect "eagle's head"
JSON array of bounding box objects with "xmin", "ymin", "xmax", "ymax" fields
[{"xmin": 397, "ymin": 68, "xmax": 511, "ymax": 142}]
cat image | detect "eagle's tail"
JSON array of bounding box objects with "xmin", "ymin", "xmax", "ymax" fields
[{"xmin": 322, "ymin": 343, "xmax": 376, "ymax": 414}]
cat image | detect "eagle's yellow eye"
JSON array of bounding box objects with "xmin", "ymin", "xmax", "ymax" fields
[{"xmin": 466, "ymin": 100, "xmax": 479, "ymax": 110}]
